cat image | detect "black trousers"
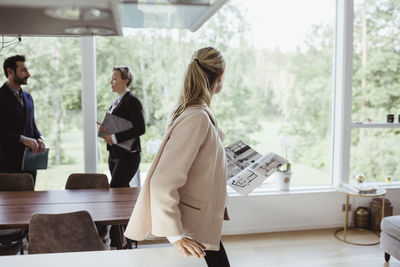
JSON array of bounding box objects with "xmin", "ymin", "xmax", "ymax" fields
[
  {"xmin": 108, "ymin": 153, "xmax": 140, "ymax": 188},
  {"xmin": 204, "ymin": 241, "xmax": 230, "ymax": 267},
  {"xmin": 108, "ymin": 152, "xmax": 140, "ymax": 247}
]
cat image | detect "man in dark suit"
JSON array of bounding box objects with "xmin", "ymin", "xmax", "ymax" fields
[{"xmin": 0, "ymin": 55, "xmax": 45, "ymax": 184}]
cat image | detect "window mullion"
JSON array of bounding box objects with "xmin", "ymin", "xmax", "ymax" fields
[{"xmin": 332, "ymin": 0, "xmax": 353, "ymax": 186}]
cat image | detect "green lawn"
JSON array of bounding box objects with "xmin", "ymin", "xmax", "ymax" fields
[{"xmin": 249, "ymin": 117, "xmax": 331, "ymax": 187}]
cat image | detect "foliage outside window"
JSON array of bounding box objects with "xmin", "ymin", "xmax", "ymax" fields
[
  {"xmin": 351, "ymin": 0, "xmax": 400, "ymax": 183},
  {"xmin": 0, "ymin": 0, "xmax": 336, "ymax": 190},
  {"xmin": 97, "ymin": 0, "xmax": 335, "ymax": 189}
]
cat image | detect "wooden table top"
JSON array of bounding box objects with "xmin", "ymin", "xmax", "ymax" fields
[
  {"xmin": 0, "ymin": 188, "xmax": 140, "ymax": 206},
  {"xmin": 0, "ymin": 188, "xmax": 139, "ymax": 229}
]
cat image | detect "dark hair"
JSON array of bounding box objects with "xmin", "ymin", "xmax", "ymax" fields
[{"xmin": 3, "ymin": 55, "xmax": 26, "ymax": 78}]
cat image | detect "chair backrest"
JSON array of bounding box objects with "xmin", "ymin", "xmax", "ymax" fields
[
  {"xmin": 0, "ymin": 173, "xmax": 34, "ymax": 191},
  {"xmin": 28, "ymin": 211, "xmax": 106, "ymax": 254},
  {"xmin": 65, "ymin": 173, "xmax": 109, "ymax": 189}
]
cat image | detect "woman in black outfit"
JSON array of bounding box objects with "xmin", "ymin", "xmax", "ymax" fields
[{"xmin": 99, "ymin": 66, "xmax": 145, "ymax": 248}]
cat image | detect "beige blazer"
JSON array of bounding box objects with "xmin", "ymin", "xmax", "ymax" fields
[{"xmin": 124, "ymin": 104, "xmax": 227, "ymax": 251}]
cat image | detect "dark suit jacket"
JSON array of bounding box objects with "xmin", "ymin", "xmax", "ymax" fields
[
  {"xmin": 107, "ymin": 91, "xmax": 145, "ymax": 159},
  {"xmin": 0, "ymin": 83, "xmax": 41, "ymax": 171}
]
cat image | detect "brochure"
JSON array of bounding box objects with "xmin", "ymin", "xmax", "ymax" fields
[{"xmin": 225, "ymin": 140, "xmax": 287, "ymax": 196}]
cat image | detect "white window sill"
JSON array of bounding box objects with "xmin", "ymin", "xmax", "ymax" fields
[
  {"xmin": 228, "ymin": 185, "xmax": 337, "ymax": 197},
  {"xmin": 227, "ymin": 183, "xmax": 400, "ymax": 197}
]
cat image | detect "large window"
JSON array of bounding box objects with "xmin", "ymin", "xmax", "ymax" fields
[
  {"xmin": 2, "ymin": 1, "xmax": 394, "ymax": 191},
  {"xmin": 351, "ymin": 0, "xmax": 400, "ymax": 183},
  {"xmin": 0, "ymin": 37, "xmax": 84, "ymax": 190},
  {"xmin": 96, "ymin": 0, "xmax": 336, "ymax": 189}
]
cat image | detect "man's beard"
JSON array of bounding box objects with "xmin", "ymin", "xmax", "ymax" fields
[{"xmin": 14, "ymin": 76, "xmax": 28, "ymax": 85}]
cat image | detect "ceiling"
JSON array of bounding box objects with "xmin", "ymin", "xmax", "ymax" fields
[{"xmin": 0, "ymin": 0, "xmax": 227, "ymax": 36}]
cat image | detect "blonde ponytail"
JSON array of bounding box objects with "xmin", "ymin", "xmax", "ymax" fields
[{"xmin": 169, "ymin": 47, "xmax": 225, "ymax": 128}]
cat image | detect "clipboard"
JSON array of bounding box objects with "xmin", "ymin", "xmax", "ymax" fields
[
  {"xmin": 22, "ymin": 148, "xmax": 49, "ymax": 171},
  {"xmin": 98, "ymin": 113, "xmax": 135, "ymax": 151}
]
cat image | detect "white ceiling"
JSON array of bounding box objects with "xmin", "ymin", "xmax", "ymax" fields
[
  {"xmin": 0, "ymin": 0, "xmax": 227, "ymax": 36},
  {"xmin": 0, "ymin": 0, "xmax": 122, "ymax": 36}
]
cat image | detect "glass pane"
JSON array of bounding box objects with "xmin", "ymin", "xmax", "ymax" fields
[
  {"xmin": 3, "ymin": 37, "xmax": 84, "ymax": 190},
  {"xmin": 352, "ymin": 0, "xmax": 400, "ymax": 123},
  {"xmin": 350, "ymin": 128, "xmax": 400, "ymax": 183},
  {"xmin": 98, "ymin": 0, "xmax": 335, "ymax": 190}
]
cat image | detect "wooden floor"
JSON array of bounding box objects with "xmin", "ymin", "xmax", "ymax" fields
[{"xmin": 140, "ymin": 229, "xmax": 400, "ymax": 267}]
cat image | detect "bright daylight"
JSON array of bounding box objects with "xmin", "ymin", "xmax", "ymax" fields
[{"xmin": 0, "ymin": 0, "xmax": 399, "ymax": 266}]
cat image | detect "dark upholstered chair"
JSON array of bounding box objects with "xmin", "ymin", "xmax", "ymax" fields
[
  {"xmin": 0, "ymin": 173, "xmax": 34, "ymax": 191},
  {"xmin": 28, "ymin": 211, "xmax": 106, "ymax": 254},
  {"xmin": 0, "ymin": 238, "xmax": 23, "ymax": 256},
  {"xmin": 65, "ymin": 173, "xmax": 109, "ymax": 240},
  {"xmin": 0, "ymin": 173, "xmax": 34, "ymax": 255},
  {"xmin": 65, "ymin": 173, "xmax": 109, "ymax": 190}
]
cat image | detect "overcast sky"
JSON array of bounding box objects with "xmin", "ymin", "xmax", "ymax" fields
[{"xmin": 238, "ymin": 0, "xmax": 335, "ymax": 51}]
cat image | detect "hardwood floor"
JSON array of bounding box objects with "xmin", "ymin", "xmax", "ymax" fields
[
  {"xmin": 140, "ymin": 229, "xmax": 400, "ymax": 267},
  {"xmin": 221, "ymin": 229, "xmax": 400, "ymax": 267}
]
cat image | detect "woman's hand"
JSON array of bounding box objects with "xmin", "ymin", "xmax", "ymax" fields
[
  {"xmin": 173, "ymin": 237, "xmax": 206, "ymax": 258},
  {"xmin": 101, "ymin": 135, "xmax": 113, "ymax": 145}
]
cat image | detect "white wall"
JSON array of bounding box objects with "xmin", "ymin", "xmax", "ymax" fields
[{"xmin": 222, "ymin": 188, "xmax": 400, "ymax": 235}]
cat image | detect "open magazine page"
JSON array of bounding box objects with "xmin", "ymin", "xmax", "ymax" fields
[
  {"xmin": 225, "ymin": 140, "xmax": 262, "ymax": 180},
  {"xmin": 225, "ymin": 140, "xmax": 287, "ymax": 196}
]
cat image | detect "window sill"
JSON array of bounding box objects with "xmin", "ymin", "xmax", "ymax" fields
[
  {"xmin": 227, "ymin": 183, "xmax": 400, "ymax": 197},
  {"xmin": 228, "ymin": 185, "xmax": 337, "ymax": 197}
]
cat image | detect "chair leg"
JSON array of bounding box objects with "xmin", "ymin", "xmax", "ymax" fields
[
  {"xmin": 385, "ymin": 252, "xmax": 391, "ymax": 262},
  {"xmin": 124, "ymin": 238, "xmax": 138, "ymax": 249},
  {"xmin": 125, "ymin": 238, "xmax": 132, "ymax": 249}
]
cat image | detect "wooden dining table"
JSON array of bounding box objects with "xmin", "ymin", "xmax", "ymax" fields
[{"xmin": 0, "ymin": 188, "xmax": 140, "ymax": 249}]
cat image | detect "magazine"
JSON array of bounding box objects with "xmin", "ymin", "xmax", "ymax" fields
[
  {"xmin": 225, "ymin": 140, "xmax": 288, "ymax": 196},
  {"xmin": 341, "ymin": 183, "xmax": 377, "ymax": 194}
]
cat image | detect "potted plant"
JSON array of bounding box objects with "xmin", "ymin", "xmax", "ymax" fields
[{"xmin": 276, "ymin": 136, "xmax": 292, "ymax": 191}]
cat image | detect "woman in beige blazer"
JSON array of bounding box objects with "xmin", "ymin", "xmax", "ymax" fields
[{"xmin": 124, "ymin": 47, "xmax": 230, "ymax": 267}]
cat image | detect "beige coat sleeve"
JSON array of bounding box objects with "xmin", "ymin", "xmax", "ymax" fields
[{"xmin": 150, "ymin": 111, "xmax": 211, "ymax": 236}]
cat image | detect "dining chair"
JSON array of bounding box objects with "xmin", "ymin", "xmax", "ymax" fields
[
  {"xmin": 65, "ymin": 173, "xmax": 137, "ymax": 249},
  {"xmin": 28, "ymin": 210, "xmax": 106, "ymax": 254},
  {"xmin": 65, "ymin": 173, "xmax": 109, "ymax": 240},
  {"xmin": 65, "ymin": 173, "xmax": 110, "ymax": 189},
  {"xmin": 0, "ymin": 173, "xmax": 34, "ymax": 255},
  {"xmin": 0, "ymin": 173, "xmax": 34, "ymax": 191}
]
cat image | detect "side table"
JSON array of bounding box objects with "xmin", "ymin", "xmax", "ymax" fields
[{"xmin": 335, "ymin": 184, "xmax": 386, "ymax": 246}]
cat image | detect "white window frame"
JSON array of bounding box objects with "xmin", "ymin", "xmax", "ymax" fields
[
  {"xmin": 80, "ymin": 36, "xmax": 98, "ymax": 173},
  {"xmin": 331, "ymin": 0, "xmax": 353, "ymax": 187}
]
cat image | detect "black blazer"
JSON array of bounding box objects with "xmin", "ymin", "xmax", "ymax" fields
[
  {"xmin": 107, "ymin": 91, "xmax": 145, "ymax": 158},
  {"xmin": 0, "ymin": 83, "xmax": 41, "ymax": 171}
]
